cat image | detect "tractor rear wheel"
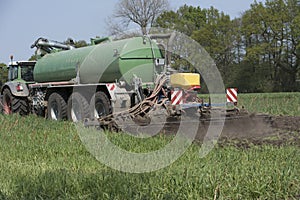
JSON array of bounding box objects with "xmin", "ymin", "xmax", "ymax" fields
[
  {"xmin": 2, "ymin": 88, "xmax": 29, "ymax": 115},
  {"xmin": 2, "ymin": 88, "xmax": 13, "ymax": 114},
  {"xmin": 47, "ymin": 92, "xmax": 67, "ymax": 120},
  {"xmin": 67, "ymin": 92, "xmax": 89, "ymax": 122}
]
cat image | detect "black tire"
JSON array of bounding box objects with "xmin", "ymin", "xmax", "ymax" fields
[
  {"xmin": 47, "ymin": 92, "xmax": 67, "ymax": 120},
  {"xmin": 2, "ymin": 88, "xmax": 13, "ymax": 114},
  {"xmin": 12, "ymin": 97, "xmax": 29, "ymax": 116},
  {"xmin": 89, "ymin": 91, "xmax": 112, "ymax": 119},
  {"xmin": 67, "ymin": 92, "xmax": 89, "ymax": 122},
  {"xmin": 2, "ymin": 88, "xmax": 29, "ymax": 115},
  {"xmin": 0, "ymin": 98, "xmax": 3, "ymax": 114}
]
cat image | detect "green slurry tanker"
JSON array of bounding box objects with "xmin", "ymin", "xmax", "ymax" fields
[
  {"xmin": 1, "ymin": 34, "xmax": 202, "ymax": 123},
  {"xmin": 2, "ymin": 33, "xmax": 264, "ymax": 133}
]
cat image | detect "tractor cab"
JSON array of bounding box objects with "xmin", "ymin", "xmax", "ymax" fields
[{"xmin": 7, "ymin": 60, "xmax": 36, "ymax": 83}]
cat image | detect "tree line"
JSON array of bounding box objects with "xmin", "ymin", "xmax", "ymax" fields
[
  {"xmin": 1, "ymin": 0, "xmax": 299, "ymax": 92},
  {"xmin": 155, "ymin": 0, "xmax": 300, "ymax": 92}
]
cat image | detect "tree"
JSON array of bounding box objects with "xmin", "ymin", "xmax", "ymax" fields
[
  {"xmin": 240, "ymin": 0, "xmax": 300, "ymax": 91},
  {"xmin": 64, "ymin": 38, "xmax": 88, "ymax": 48},
  {"xmin": 156, "ymin": 5, "xmax": 236, "ymax": 85},
  {"xmin": 155, "ymin": 5, "xmax": 206, "ymax": 36},
  {"xmin": 192, "ymin": 7, "xmax": 236, "ymax": 84},
  {"xmin": 0, "ymin": 63, "xmax": 8, "ymax": 87},
  {"xmin": 155, "ymin": 2, "xmax": 300, "ymax": 92},
  {"xmin": 109, "ymin": 0, "xmax": 169, "ymax": 35}
]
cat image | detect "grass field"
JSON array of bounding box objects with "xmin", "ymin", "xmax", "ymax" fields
[
  {"xmin": 238, "ymin": 92, "xmax": 300, "ymax": 116},
  {"xmin": 199, "ymin": 92, "xmax": 300, "ymax": 116},
  {"xmin": 0, "ymin": 93, "xmax": 299, "ymax": 199}
]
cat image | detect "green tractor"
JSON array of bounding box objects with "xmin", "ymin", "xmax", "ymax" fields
[{"xmin": 1, "ymin": 58, "xmax": 36, "ymax": 115}]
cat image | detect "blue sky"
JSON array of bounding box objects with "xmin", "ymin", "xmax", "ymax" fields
[{"xmin": 0, "ymin": 0, "xmax": 265, "ymax": 63}]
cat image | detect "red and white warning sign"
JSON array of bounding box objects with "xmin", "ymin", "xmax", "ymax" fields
[
  {"xmin": 226, "ymin": 88, "xmax": 238, "ymax": 103},
  {"xmin": 171, "ymin": 89, "xmax": 183, "ymax": 105},
  {"xmin": 106, "ymin": 83, "xmax": 116, "ymax": 91}
]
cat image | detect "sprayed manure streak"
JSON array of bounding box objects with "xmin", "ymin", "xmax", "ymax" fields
[{"xmin": 121, "ymin": 114, "xmax": 300, "ymax": 146}]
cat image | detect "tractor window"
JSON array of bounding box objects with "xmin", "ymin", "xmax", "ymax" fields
[
  {"xmin": 21, "ymin": 65, "xmax": 34, "ymax": 81},
  {"xmin": 8, "ymin": 66, "xmax": 18, "ymax": 81},
  {"xmin": 157, "ymin": 44, "xmax": 165, "ymax": 59}
]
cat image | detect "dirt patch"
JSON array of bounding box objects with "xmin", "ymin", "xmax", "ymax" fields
[
  {"xmin": 118, "ymin": 113, "xmax": 300, "ymax": 147},
  {"xmin": 218, "ymin": 115, "xmax": 300, "ymax": 139},
  {"xmin": 272, "ymin": 116, "xmax": 300, "ymax": 132},
  {"xmin": 218, "ymin": 115, "xmax": 300, "ymax": 147},
  {"xmin": 165, "ymin": 114, "xmax": 300, "ymax": 147}
]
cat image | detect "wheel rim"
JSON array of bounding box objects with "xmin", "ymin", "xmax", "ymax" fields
[
  {"xmin": 94, "ymin": 101, "xmax": 106, "ymax": 119},
  {"xmin": 50, "ymin": 102, "xmax": 59, "ymax": 120},
  {"xmin": 70, "ymin": 100, "xmax": 82, "ymax": 122}
]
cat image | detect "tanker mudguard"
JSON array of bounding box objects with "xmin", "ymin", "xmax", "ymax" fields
[{"xmin": 2, "ymin": 82, "xmax": 29, "ymax": 97}]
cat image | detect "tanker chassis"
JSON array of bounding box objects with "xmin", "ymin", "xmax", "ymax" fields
[{"xmin": 1, "ymin": 34, "xmax": 206, "ymax": 125}]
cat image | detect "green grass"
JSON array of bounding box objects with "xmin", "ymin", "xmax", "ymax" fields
[
  {"xmin": 238, "ymin": 92, "xmax": 300, "ymax": 116},
  {"xmin": 199, "ymin": 92, "xmax": 300, "ymax": 116},
  {"xmin": 0, "ymin": 114, "xmax": 300, "ymax": 199}
]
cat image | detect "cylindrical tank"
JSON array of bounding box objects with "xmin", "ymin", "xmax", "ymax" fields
[{"xmin": 33, "ymin": 37, "xmax": 163, "ymax": 84}]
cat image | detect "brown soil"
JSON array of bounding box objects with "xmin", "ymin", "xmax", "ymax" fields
[
  {"xmin": 272, "ymin": 116, "xmax": 300, "ymax": 132},
  {"xmin": 117, "ymin": 113, "xmax": 300, "ymax": 147},
  {"xmin": 217, "ymin": 115, "xmax": 300, "ymax": 147}
]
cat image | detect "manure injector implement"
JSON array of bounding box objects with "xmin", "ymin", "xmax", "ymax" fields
[{"xmin": 1, "ymin": 33, "xmax": 272, "ymax": 136}]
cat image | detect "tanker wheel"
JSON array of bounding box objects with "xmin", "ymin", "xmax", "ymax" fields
[
  {"xmin": 67, "ymin": 92, "xmax": 89, "ymax": 122},
  {"xmin": 89, "ymin": 91, "xmax": 112, "ymax": 119},
  {"xmin": 47, "ymin": 92, "xmax": 67, "ymax": 120},
  {"xmin": 2, "ymin": 88, "xmax": 29, "ymax": 115}
]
